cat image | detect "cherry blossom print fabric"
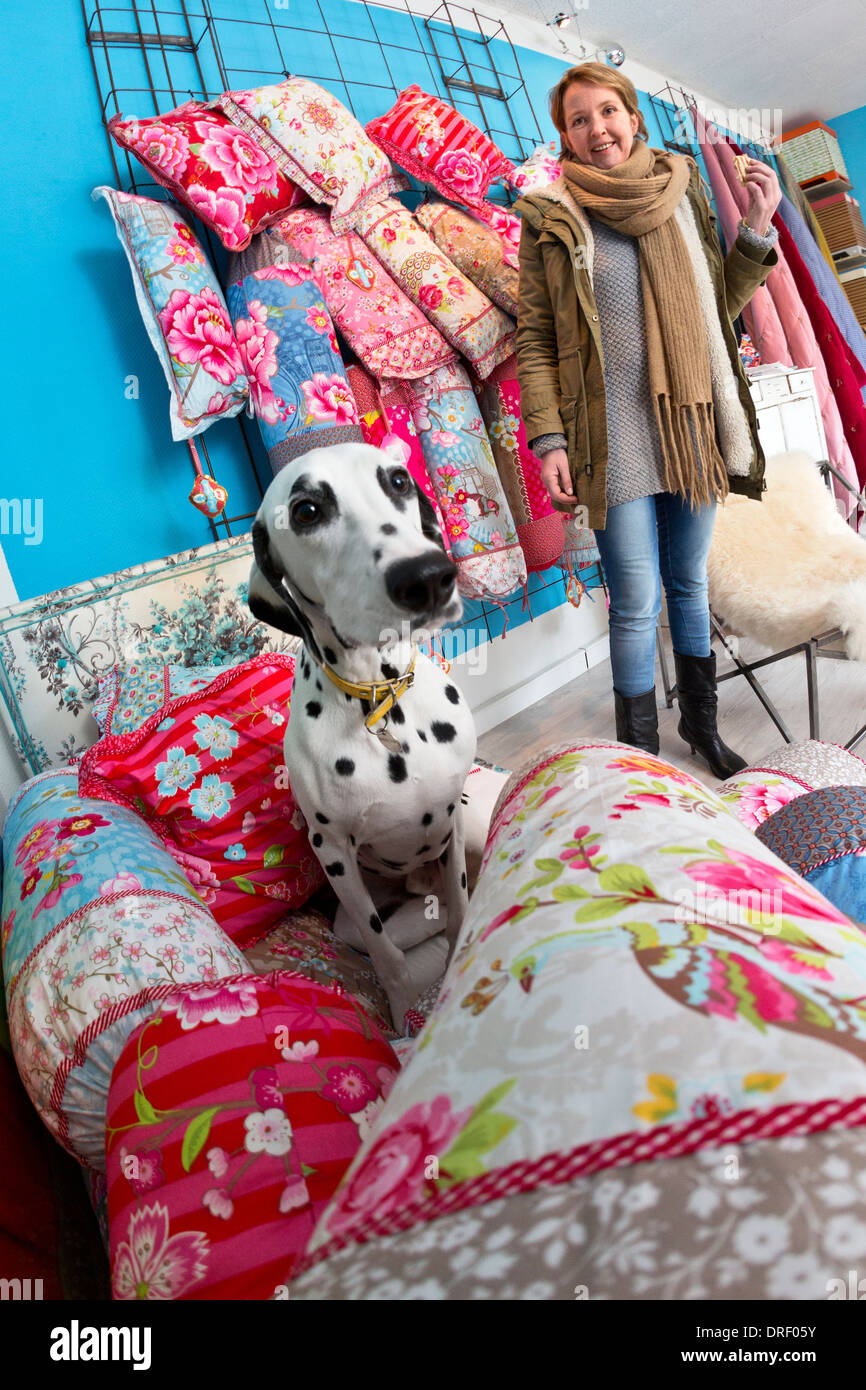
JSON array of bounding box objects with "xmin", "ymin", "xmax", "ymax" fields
[{"xmin": 93, "ymin": 187, "xmax": 248, "ymax": 441}]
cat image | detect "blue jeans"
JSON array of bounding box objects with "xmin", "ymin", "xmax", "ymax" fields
[{"xmin": 593, "ymin": 493, "xmax": 716, "ymax": 698}]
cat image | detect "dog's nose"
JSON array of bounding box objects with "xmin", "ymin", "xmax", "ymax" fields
[{"xmin": 385, "ymin": 554, "xmax": 457, "ymax": 613}]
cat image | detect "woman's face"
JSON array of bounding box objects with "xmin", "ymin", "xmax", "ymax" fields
[{"xmin": 561, "ymin": 83, "xmax": 640, "ymax": 169}]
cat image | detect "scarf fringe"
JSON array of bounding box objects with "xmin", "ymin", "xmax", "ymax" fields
[{"xmin": 653, "ymin": 397, "xmax": 731, "ymax": 509}]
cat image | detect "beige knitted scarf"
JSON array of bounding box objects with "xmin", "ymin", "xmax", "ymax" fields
[{"xmin": 562, "ymin": 141, "xmax": 729, "ymax": 507}]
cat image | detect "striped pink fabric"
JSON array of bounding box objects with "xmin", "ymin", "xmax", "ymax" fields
[
  {"xmin": 366, "ymin": 86, "xmax": 514, "ymax": 221},
  {"xmin": 78, "ymin": 655, "xmax": 325, "ymax": 947}
]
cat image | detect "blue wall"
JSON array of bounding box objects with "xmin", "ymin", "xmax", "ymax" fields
[
  {"xmin": 0, "ymin": 0, "xmax": 657, "ymax": 611},
  {"xmin": 831, "ymin": 104, "xmax": 866, "ymax": 201}
]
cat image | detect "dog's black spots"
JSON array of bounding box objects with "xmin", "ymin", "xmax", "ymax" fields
[
  {"xmin": 349, "ymin": 834, "xmax": 356, "ymax": 846},
  {"xmin": 431, "ymin": 720, "xmax": 457, "ymax": 744},
  {"xmin": 377, "ymin": 464, "xmax": 409, "ymax": 511},
  {"xmin": 379, "ymin": 900, "xmax": 401, "ymax": 922},
  {"xmin": 325, "ymin": 860, "xmax": 345, "ymax": 877},
  {"xmin": 440, "ymin": 829, "xmax": 452, "ymax": 844},
  {"xmin": 360, "ymin": 698, "xmax": 372, "ymax": 718},
  {"xmin": 380, "ymin": 522, "xmax": 397, "ymax": 535},
  {"xmin": 305, "ymin": 700, "xmax": 322, "ymax": 718},
  {"xmin": 312, "ymin": 832, "xmax": 323, "ymax": 848},
  {"xmin": 401, "ymin": 741, "xmax": 410, "ymax": 753},
  {"xmin": 316, "ymin": 679, "xmax": 322, "ymax": 691},
  {"xmin": 418, "ymin": 844, "xmax": 431, "ymax": 854},
  {"xmin": 447, "ymin": 802, "xmax": 455, "ymax": 815},
  {"xmin": 421, "ymin": 811, "xmax": 433, "ymax": 825},
  {"xmin": 315, "ymin": 812, "xmax": 329, "ymax": 824},
  {"xmin": 445, "ymin": 683, "xmax": 460, "ymax": 704},
  {"xmin": 323, "ymin": 646, "xmax": 338, "ymax": 665},
  {"xmin": 373, "ymin": 547, "xmax": 382, "ymax": 564},
  {"xmin": 461, "ymin": 871, "xmax": 467, "ymax": 889},
  {"xmin": 388, "ymin": 701, "xmax": 405, "ymax": 724},
  {"xmin": 417, "ymin": 729, "xmax": 427, "ymax": 742},
  {"xmin": 388, "ymin": 753, "xmax": 408, "ymax": 783},
  {"xmin": 345, "ymin": 692, "xmax": 352, "ymax": 703},
  {"xmin": 381, "ymin": 661, "xmax": 399, "ymax": 680},
  {"xmin": 440, "ymin": 847, "xmax": 448, "ymax": 865},
  {"xmin": 369, "ymin": 911, "xmax": 383, "ymax": 934},
  {"xmin": 335, "ymin": 758, "xmax": 355, "ymax": 776}
]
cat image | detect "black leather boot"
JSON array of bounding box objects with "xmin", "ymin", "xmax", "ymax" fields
[
  {"xmin": 613, "ymin": 687, "xmax": 660, "ymax": 755},
  {"xmin": 674, "ymin": 650, "xmax": 747, "ymax": 779}
]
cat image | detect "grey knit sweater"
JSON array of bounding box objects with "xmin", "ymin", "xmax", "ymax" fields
[{"xmin": 529, "ymin": 213, "xmax": 778, "ymax": 509}]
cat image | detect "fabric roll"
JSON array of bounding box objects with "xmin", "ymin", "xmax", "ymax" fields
[
  {"xmin": 775, "ymin": 147, "xmax": 843, "ymax": 282},
  {"xmin": 775, "ymin": 191, "xmax": 866, "ymax": 383}
]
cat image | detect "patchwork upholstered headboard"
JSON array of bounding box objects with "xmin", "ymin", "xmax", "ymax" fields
[{"xmin": 0, "ymin": 534, "xmax": 297, "ymax": 784}]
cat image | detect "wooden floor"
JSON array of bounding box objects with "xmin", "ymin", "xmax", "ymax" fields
[{"xmin": 478, "ymin": 625, "xmax": 866, "ymax": 787}]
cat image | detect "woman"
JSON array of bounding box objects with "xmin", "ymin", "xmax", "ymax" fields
[{"xmin": 513, "ymin": 63, "xmax": 781, "ymax": 777}]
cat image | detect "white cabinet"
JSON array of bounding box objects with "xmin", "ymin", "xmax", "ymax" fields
[{"xmin": 747, "ymin": 364, "xmax": 828, "ymax": 460}]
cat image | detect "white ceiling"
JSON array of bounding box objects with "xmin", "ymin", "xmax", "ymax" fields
[{"xmin": 502, "ymin": 0, "xmax": 866, "ymax": 126}]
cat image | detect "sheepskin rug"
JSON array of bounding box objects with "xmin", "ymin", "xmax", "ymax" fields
[{"xmin": 708, "ymin": 451, "xmax": 866, "ymax": 662}]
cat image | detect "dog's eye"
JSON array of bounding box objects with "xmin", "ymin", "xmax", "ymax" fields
[
  {"xmin": 292, "ymin": 500, "xmax": 320, "ymax": 526},
  {"xmin": 390, "ymin": 470, "xmax": 411, "ymax": 492}
]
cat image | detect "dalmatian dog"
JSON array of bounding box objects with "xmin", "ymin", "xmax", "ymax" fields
[{"xmin": 248, "ymin": 441, "xmax": 477, "ymax": 1031}]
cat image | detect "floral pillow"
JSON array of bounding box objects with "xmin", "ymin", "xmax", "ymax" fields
[
  {"xmin": 78, "ymin": 654, "xmax": 325, "ymax": 947},
  {"xmin": 365, "ymin": 86, "xmax": 513, "ymax": 221},
  {"xmin": 414, "ymin": 201, "xmax": 519, "ymax": 317},
  {"xmin": 271, "ymin": 208, "xmax": 455, "ymax": 380},
  {"xmin": 93, "ymin": 187, "xmax": 248, "ymax": 441},
  {"xmin": 92, "ymin": 664, "xmax": 231, "ymax": 737},
  {"xmin": 106, "ymin": 973, "xmax": 400, "ymax": 1299},
  {"xmin": 508, "ymin": 142, "xmax": 562, "ymax": 195},
  {"xmin": 108, "ymin": 103, "xmax": 308, "ymax": 252},
  {"xmin": 353, "ymin": 196, "xmax": 515, "ymax": 380},
  {"xmin": 226, "ymin": 254, "xmax": 363, "ymax": 473},
  {"xmin": 214, "ymin": 78, "xmax": 409, "ymax": 234}
]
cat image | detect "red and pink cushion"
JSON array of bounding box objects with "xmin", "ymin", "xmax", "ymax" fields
[
  {"xmin": 105, "ymin": 972, "xmax": 400, "ymax": 1299},
  {"xmin": 108, "ymin": 102, "xmax": 308, "ymax": 252},
  {"xmin": 214, "ymin": 78, "xmax": 409, "ymax": 234},
  {"xmin": 79, "ymin": 654, "xmax": 325, "ymax": 948},
  {"xmin": 365, "ymin": 86, "xmax": 514, "ymax": 221}
]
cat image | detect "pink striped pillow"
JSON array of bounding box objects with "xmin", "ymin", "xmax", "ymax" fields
[
  {"xmin": 78, "ymin": 655, "xmax": 325, "ymax": 947},
  {"xmin": 365, "ymin": 86, "xmax": 513, "ymax": 221}
]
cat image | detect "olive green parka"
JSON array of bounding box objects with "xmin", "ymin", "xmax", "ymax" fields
[{"xmin": 513, "ymin": 159, "xmax": 779, "ymax": 529}]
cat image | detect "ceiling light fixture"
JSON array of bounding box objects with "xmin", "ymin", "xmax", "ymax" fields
[
  {"xmin": 548, "ymin": 11, "xmax": 572, "ymax": 27},
  {"xmin": 604, "ymin": 45, "xmax": 626, "ymax": 66}
]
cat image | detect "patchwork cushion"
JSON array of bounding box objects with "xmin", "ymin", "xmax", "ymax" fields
[
  {"xmin": 79, "ymin": 654, "xmax": 325, "ymax": 947},
  {"xmin": 105, "ymin": 973, "xmax": 400, "ymax": 1299},
  {"xmin": 415, "ymin": 200, "xmax": 519, "ymax": 316},
  {"xmin": 92, "ymin": 187, "xmax": 248, "ymax": 441},
  {"xmin": 214, "ymin": 78, "xmax": 409, "ymax": 234},
  {"xmin": 365, "ymin": 86, "xmax": 513, "ymax": 221},
  {"xmin": 353, "ymin": 196, "xmax": 516, "ymax": 379},
  {"xmin": 272, "ymin": 209, "xmax": 455, "ymax": 379},
  {"xmin": 226, "ymin": 253, "xmax": 363, "ymax": 471},
  {"xmin": 755, "ymin": 785, "xmax": 866, "ymax": 925},
  {"xmin": 2, "ymin": 768, "xmax": 248, "ymax": 1168},
  {"xmin": 108, "ymin": 102, "xmax": 308, "ymax": 251},
  {"xmin": 289, "ymin": 740, "xmax": 866, "ymax": 1296},
  {"xmin": 92, "ymin": 664, "xmax": 231, "ymax": 737}
]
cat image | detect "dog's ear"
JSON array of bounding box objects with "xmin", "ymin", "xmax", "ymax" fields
[
  {"xmin": 414, "ymin": 481, "xmax": 446, "ymax": 552},
  {"xmin": 250, "ymin": 518, "xmax": 326, "ymax": 664}
]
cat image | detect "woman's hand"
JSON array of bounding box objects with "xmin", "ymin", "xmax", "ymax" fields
[
  {"xmin": 741, "ymin": 158, "xmax": 782, "ymax": 237},
  {"xmin": 540, "ymin": 448, "xmax": 580, "ymax": 511}
]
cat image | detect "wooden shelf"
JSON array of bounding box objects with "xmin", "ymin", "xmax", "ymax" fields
[{"xmin": 803, "ymin": 175, "xmax": 853, "ymax": 200}]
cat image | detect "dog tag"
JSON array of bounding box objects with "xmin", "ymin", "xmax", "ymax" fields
[{"xmin": 369, "ymin": 718, "xmax": 403, "ymax": 754}]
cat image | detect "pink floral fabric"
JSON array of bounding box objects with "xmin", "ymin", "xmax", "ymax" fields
[
  {"xmin": 291, "ymin": 740, "xmax": 866, "ymax": 1290},
  {"xmin": 508, "ymin": 143, "xmax": 562, "ymax": 195},
  {"xmin": 365, "ymin": 86, "xmax": 513, "ymax": 222},
  {"xmin": 109, "ymin": 102, "xmax": 308, "ymax": 251},
  {"xmin": 93, "ymin": 188, "xmax": 248, "ymax": 441},
  {"xmin": 415, "ymin": 201, "xmax": 518, "ymax": 317},
  {"xmin": 214, "ymin": 78, "xmax": 409, "ymax": 234},
  {"xmin": 79, "ymin": 655, "xmax": 325, "ymax": 947},
  {"xmin": 271, "ymin": 207, "xmax": 455, "ymax": 379},
  {"xmin": 106, "ymin": 973, "xmax": 400, "ymax": 1298},
  {"xmin": 354, "ymin": 196, "xmax": 515, "ymax": 379}
]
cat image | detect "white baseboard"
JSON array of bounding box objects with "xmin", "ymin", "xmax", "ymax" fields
[{"xmin": 447, "ymin": 589, "xmax": 610, "ymax": 736}]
